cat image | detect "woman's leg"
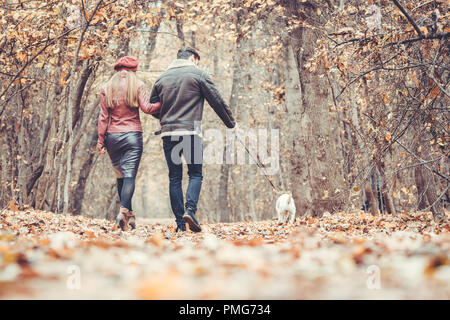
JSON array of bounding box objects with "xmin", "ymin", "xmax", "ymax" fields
[
  {"xmin": 110, "ymin": 132, "xmax": 141, "ymax": 230},
  {"xmin": 120, "ymin": 177, "xmax": 135, "ymax": 211},
  {"xmin": 119, "ymin": 132, "xmax": 142, "ymax": 212},
  {"xmin": 116, "ymin": 178, "xmax": 124, "ymax": 201}
]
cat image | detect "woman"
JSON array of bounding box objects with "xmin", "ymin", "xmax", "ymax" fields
[{"xmin": 97, "ymin": 56, "xmax": 161, "ymax": 231}]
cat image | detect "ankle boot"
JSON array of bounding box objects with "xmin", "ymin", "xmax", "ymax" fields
[
  {"xmin": 128, "ymin": 210, "xmax": 136, "ymax": 230},
  {"xmin": 116, "ymin": 206, "xmax": 130, "ymax": 231}
]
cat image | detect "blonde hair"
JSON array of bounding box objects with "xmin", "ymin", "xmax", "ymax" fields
[{"xmin": 104, "ymin": 70, "xmax": 141, "ymax": 108}]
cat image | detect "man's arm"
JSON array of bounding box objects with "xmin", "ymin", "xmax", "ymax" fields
[
  {"xmin": 199, "ymin": 72, "xmax": 236, "ymax": 128},
  {"xmin": 149, "ymin": 81, "xmax": 161, "ymax": 119}
]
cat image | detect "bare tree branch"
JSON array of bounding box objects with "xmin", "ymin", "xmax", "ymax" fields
[
  {"xmin": 0, "ymin": 27, "xmax": 78, "ymax": 116},
  {"xmin": 395, "ymin": 140, "xmax": 450, "ymax": 183},
  {"xmin": 392, "ymin": 0, "xmax": 424, "ymax": 38},
  {"xmin": 429, "ymin": 39, "xmax": 450, "ymax": 98},
  {"xmin": 384, "ymin": 32, "xmax": 449, "ymax": 47}
]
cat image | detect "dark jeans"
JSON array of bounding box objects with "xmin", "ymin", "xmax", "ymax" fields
[{"xmin": 162, "ymin": 135, "xmax": 203, "ymax": 228}]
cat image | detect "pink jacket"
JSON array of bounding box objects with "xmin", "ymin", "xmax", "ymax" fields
[{"xmin": 97, "ymin": 75, "xmax": 161, "ymax": 151}]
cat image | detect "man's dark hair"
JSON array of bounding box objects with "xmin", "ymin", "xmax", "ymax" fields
[{"xmin": 177, "ymin": 47, "xmax": 200, "ymax": 61}]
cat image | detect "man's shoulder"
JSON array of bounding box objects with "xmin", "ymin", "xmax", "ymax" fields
[{"xmin": 158, "ymin": 66, "xmax": 204, "ymax": 84}]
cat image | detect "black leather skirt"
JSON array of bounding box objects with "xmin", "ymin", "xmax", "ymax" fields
[{"xmin": 105, "ymin": 131, "xmax": 143, "ymax": 178}]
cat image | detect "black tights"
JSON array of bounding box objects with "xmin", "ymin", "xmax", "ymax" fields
[{"xmin": 116, "ymin": 177, "xmax": 136, "ymax": 211}]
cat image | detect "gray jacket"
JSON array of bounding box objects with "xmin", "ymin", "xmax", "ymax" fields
[{"xmin": 150, "ymin": 59, "xmax": 236, "ymax": 137}]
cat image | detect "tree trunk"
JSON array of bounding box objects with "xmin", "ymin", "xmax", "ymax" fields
[
  {"xmin": 72, "ymin": 131, "xmax": 98, "ymax": 215},
  {"xmin": 414, "ymin": 165, "xmax": 429, "ymax": 210},
  {"xmin": 217, "ymin": 13, "xmax": 247, "ymax": 222},
  {"xmin": 284, "ymin": 43, "xmax": 312, "ymax": 216},
  {"xmin": 376, "ymin": 160, "xmax": 396, "ymax": 215},
  {"xmin": 284, "ymin": 1, "xmax": 345, "ymax": 216},
  {"xmin": 364, "ymin": 182, "xmax": 379, "ymax": 216}
]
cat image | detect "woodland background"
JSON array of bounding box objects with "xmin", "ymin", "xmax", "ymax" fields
[{"xmin": 0, "ymin": 0, "xmax": 448, "ymax": 223}]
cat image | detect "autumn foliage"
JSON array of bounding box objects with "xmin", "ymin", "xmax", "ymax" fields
[
  {"xmin": 0, "ymin": 207, "xmax": 449, "ymax": 298},
  {"xmin": 0, "ymin": 3, "xmax": 448, "ymax": 222}
]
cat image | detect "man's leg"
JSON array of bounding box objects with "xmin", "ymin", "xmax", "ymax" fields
[
  {"xmin": 163, "ymin": 136, "xmax": 185, "ymax": 231},
  {"xmin": 183, "ymin": 135, "xmax": 203, "ymax": 232},
  {"xmin": 185, "ymin": 135, "xmax": 203, "ymax": 213}
]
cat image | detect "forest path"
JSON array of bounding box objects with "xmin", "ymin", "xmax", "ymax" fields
[{"xmin": 0, "ymin": 209, "xmax": 449, "ymax": 299}]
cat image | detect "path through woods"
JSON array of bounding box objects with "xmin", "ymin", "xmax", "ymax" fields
[{"xmin": 0, "ymin": 209, "xmax": 449, "ymax": 299}]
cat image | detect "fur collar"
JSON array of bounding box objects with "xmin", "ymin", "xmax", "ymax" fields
[{"xmin": 166, "ymin": 59, "xmax": 197, "ymax": 70}]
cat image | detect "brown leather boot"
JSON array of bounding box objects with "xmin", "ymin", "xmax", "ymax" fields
[
  {"xmin": 116, "ymin": 206, "xmax": 130, "ymax": 231},
  {"xmin": 127, "ymin": 210, "xmax": 136, "ymax": 230}
]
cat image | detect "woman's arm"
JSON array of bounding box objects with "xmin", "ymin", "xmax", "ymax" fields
[
  {"xmin": 138, "ymin": 85, "xmax": 161, "ymax": 114},
  {"xmin": 97, "ymin": 90, "xmax": 109, "ymax": 152}
]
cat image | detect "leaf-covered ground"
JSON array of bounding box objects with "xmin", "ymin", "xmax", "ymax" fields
[{"xmin": 0, "ymin": 209, "xmax": 449, "ymax": 299}]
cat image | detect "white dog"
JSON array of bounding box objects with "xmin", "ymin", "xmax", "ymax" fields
[{"xmin": 276, "ymin": 193, "xmax": 296, "ymax": 224}]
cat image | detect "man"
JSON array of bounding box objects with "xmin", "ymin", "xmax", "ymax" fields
[{"xmin": 150, "ymin": 47, "xmax": 236, "ymax": 233}]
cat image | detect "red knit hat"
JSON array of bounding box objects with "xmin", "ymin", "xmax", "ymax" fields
[{"xmin": 113, "ymin": 56, "xmax": 138, "ymax": 72}]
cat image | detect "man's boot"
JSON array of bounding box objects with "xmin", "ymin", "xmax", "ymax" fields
[{"xmin": 182, "ymin": 207, "xmax": 201, "ymax": 232}]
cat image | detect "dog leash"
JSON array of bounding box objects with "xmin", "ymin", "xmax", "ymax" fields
[
  {"xmin": 152, "ymin": 121, "xmax": 279, "ymax": 192},
  {"xmin": 234, "ymin": 133, "xmax": 279, "ymax": 193}
]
